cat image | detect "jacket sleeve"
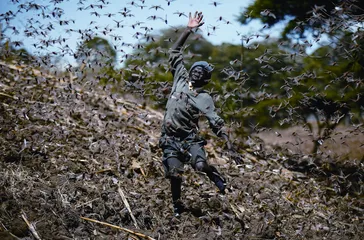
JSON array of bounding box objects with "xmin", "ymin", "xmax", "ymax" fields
[
  {"xmin": 168, "ymin": 49, "xmax": 188, "ymax": 90},
  {"xmin": 197, "ymin": 93, "xmax": 226, "ymax": 137}
]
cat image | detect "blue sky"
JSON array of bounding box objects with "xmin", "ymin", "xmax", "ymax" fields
[{"xmin": 0, "ymin": 0, "xmax": 287, "ymax": 66}]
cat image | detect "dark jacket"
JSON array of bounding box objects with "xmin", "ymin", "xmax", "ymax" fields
[{"xmin": 161, "ymin": 49, "xmax": 225, "ymax": 139}]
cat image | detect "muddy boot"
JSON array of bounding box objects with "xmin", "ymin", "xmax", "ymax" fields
[
  {"xmin": 173, "ymin": 200, "xmax": 186, "ymax": 217},
  {"xmin": 210, "ymin": 166, "xmax": 227, "ymax": 194},
  {"xmin": 213, "ymin": 173, "xmax": 227, "ymax": 194},
  {"xmin": 170, "ymin": 176, "xmax": 185, "ymax": 217}
]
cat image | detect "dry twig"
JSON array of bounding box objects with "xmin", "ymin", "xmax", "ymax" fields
[
  {"xmin": 118, "ymin": 186, "xmax": 140, "ymax": 229},
  {"xmin": 80, "ymin": 216, "xmax": 155, "ymax": 240},
  {"xmin": 21, "ymin": 210, "xmax": 41, "ymax": 240},
  {"xmin": 75, "ymin": 197, "xmax": 100, "ymax": 209},
  {"xmin": 0, "ymin": 92, "xmax": 16, "ymax": 99}
]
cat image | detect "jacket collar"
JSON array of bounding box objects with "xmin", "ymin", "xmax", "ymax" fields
[{"xmin": 188, "ymin": 81, "xmax": 205, "ymax": 94}]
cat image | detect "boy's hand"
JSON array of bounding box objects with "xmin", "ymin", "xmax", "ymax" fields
[{"xmin": 187, "ymin": 11, "xmax": 204, "ymax": 29}]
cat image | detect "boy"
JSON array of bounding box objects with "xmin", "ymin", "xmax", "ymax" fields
[{"xmin": 159, "ymin": 11, "xmax": 241, "ymax": 217}]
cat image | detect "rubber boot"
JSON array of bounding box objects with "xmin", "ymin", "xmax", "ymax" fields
[
  {"xmin": 208, "ymin": 166, "xmax": 227, "ymax": 194},
  {"xmin": 170, "ymin": 177, "xmax": 185, "ymax": 217}
]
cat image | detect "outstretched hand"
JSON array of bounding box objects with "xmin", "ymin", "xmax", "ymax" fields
[{"xmin": 188, "ymin": 11, "xmax": 204, "ymax": 29}]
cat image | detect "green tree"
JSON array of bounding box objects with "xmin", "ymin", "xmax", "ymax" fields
[
  {"xmin": 73, "ymin": 36, "xmax": 118, "ymax": 85},
  {"xmin": 75, "ymin": 36, "xmax": 116, "ymax": 68},
  {"xmin": 209, "ymin": 40, "xmax": 294, "ymax": 131},
  {"xmin": 238, "ymin": 0, "xmax": 364, "ymax": 39},
  {"xmin": 237, "ymin": 0, "xmax": 364, "ymax": 154}
]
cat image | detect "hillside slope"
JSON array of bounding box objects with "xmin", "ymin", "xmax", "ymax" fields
[{"xmin": 0, "ymin": 62, "xmax": 363, "ymax": 239}]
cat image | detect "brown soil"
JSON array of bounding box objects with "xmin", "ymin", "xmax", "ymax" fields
[
  {"xmin": 1, "ymin": 62, "xmax": 363, "ymax": 239},
  {"xmin": 254, "ymin": 125, "xmax": 364, "ymax": 160}
]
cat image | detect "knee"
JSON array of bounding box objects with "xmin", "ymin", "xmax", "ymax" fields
[
  {"xmin": 195, "ymin": 161, "xmax": 208, "ymax": 172},
  {"xmin": 168, "ymin": 169, "xmax": 183, "ymax": 180},
  {"xmin": 170, "ymin": 175, "xmax": 182, "ymax": 184}
]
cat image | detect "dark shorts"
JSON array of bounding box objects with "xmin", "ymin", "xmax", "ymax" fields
[{"xmin": 159, "ymin": 134, "xmax": 207, "ymax": 178}]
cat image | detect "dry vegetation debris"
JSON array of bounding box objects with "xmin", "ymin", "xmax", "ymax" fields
[{"xmin": 0, "ymin": 62, "xmax": 363, "ymax": 239}]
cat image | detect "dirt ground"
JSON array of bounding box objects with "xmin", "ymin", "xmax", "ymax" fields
[
  {"xmin": 254, "ymin": 125, "xmax": 364, "ymax": 160},
  {"xmin": 1, "ymin": 63, "xmax": 363, "ymax": 239}
]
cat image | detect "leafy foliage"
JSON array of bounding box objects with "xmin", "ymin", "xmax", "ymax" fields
[
  {"xmin": 237, "ymin": 0, "xmax": 364, "ymax": 39},
  {"xmin": 75, "ymin": 36, "xmax": 117, "ymax": 68}
]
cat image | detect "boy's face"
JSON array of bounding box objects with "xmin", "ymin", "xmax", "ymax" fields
[{"xmin": 190, "ymin": 66, "xmax": 205, "ymax": 84}]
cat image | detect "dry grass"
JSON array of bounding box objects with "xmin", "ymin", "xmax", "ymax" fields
[{"xmin": 1, "ymin": 62, "xmax": 363, "ymax": 240}]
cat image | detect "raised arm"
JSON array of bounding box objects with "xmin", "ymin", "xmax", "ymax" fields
[
  {"xmin": 169, "ymin": 12, "xmax": 204, "ymax": 81},
  {"xmin": 171, "ymin": 11, "xmax": 204, "ymax": 51}
]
